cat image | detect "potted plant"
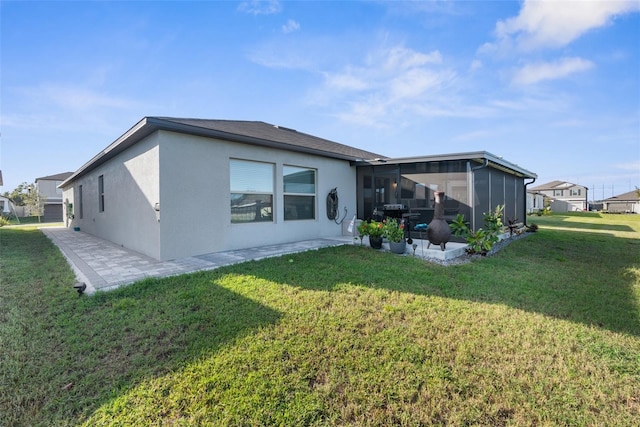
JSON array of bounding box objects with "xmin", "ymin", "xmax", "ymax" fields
[
  {"xmin": 383, "ymin": 217, "xmax": 406, "ymax": 254},
  {"xmin": 359, "ymin": 220, "xmax": 384, "ymax": 249},
  {"xmin": 356, "ymin": 220, "xmax": 368, "ymax": 245}
]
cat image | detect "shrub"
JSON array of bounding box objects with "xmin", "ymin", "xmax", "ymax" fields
[
  {"xmin": 450, "ymin": 205, "xmax": 504, "ymax": 256},
  {"xmin": 382, "ymin": 217, "xmax": 405, "ymax": 243},
  {"xmin": 357, "ymin": 220, "xmax": 384, "ymax": 238},
  {"xmin": 450, "ymin": 214, "xmax": 469, "ymax": 237}
]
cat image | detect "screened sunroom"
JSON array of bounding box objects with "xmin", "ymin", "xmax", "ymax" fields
[{"xmin": 355, "ymin": 152, "xmax": 537, "ymax": 237}]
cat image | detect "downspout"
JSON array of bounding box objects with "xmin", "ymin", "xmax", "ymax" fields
[
  {"xmin": 524, "ymin": 177, "xmax": 536, "ymax": 227},
  {"xmin": 469, "ymin": 159, "xmax": 489, "ymax": 230}
]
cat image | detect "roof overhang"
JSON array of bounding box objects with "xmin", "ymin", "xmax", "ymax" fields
[
  {"xmin": 60, "ymin": 117, "xmax": 373, "ymax": 188},
  {"xmin": 355, "ymin": 151, "xmax": 537, "ymax": 179}
]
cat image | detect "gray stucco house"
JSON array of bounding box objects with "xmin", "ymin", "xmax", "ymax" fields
[
  {"xmin": 603, "ymin": 190, "xmax": 640, "ymax": 213},
  {"xmin": 528, "ymin": 180, "xmax": 588, "ymax": 212},
  {"xmin": 36, "ymin": 172, "xmax": 74, "ymax": 222},
  {"xmin": 60, "ymin": 117, "xmax": 536, "ymax": 261}
]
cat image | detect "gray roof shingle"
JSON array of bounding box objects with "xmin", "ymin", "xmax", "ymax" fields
[
  {"xmin": 36, "ymin": 172, "xmax": 74, "ymax": 182},
  {"xmin": 62, "ymin": 117, "xmax": 385, "ymax": 186},
  {"xmin": 154, "ymin": 117, "xmax": 384, "ymax": 161}
]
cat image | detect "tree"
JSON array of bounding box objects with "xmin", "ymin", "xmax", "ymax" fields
[
  {"xmin": 2, "ymin": 182, "xmax": 31, "ymax": 206},
  {"xmin": 2, "ymin": 182, "xmax": 46, "ymax": 219}
]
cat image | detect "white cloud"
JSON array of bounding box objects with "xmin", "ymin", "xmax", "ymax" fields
[
  {"xmin": 41, "ymin": 85, "xmax": 141, "ymax": 110},
  {"xmin": 334, "ymin": 99, "xmax": 389, "ymax": 128},
  {"xmin": 389, "ymin": 68, "xmax": 453, "ymax": 101},
  {"xmin": 282, "ymin": 19, "xmax": 300, "ymax": 34},
  {"xmin": 237, "ymin": 0, "xmax": 282, "ymax": 16},
  {"xmin": 3, "ymin": 83, "xmax": 150, "ymax": 136},
  {"xmin": 469, "ymin": 59, "xmax": 482, "ymax": 72},
  {"xmin": 552, "ymin": 119, "xmax": 587, "ymax": 128},
  {"xmin": 318, "ymin": 45, "xmax": 456, "ymax": 126},
  {"xmin": 495, "ymin": 0, "xmax": 640, "ymax": 51},
  {"xmin": 379, "ymin": 46, "xmax": 442, "ymax": 71},
  {"xmin": 246, "ymin": 42, "xmax": 317, "ymax": 70},
  {"xmin": 616, "ymin": 160, "xmax": 640, "ymax": 171},
  {"xmin": 452, "ymin": 129, "xmax": 499, "ymax": 142},
  {"xmin": 512, "ymin": 57, "xmax": 594, "ymax": 85},
  {"xmin": 324, "ymin": 71, "xmax": 369, "ymax": 91}
]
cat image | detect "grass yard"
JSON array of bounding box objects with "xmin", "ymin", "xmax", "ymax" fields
[{"xmin": 1, "ymin": 213, "xmax": 639, "ymax": 426}]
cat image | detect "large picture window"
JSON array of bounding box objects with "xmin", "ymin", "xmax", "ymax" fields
[
  {"xmin": 230, "ymin": 160, "xmax": 273, "ymax": 223},
  {"xmin": 284, "ymin": 165, "xmax": 316, "ymax": 220}
]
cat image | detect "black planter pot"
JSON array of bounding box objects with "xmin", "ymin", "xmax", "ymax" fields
[{"xmin": 369, "ymin": 236, "xmax": 383, "ymax": 249}]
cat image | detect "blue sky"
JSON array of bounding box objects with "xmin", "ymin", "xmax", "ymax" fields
[{"xmin": 1, "ymin": 0, "xmax": 638, "ymax": 201}]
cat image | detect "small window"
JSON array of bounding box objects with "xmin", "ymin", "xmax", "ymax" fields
[
  {"xmin": 230, "ymin": 160, "xmax": 273, "ymax": 223},
  {"xmin": 283, "ymin": 166, "xmax": 316, "ymax": 220},
  {"xmin": 78, "ymin": 185, "xmax": 83, "ymax": 219},
  {"xmin": 98, "ymin": 175, "xmax": 104, "ymax": 212},
  {"xmin": 553, "ymin": 189, "xmax": 563, "ymax": 197},
  {"xmin": 570, "ymin": 189, "xmax": 581, "ymax": 196}
]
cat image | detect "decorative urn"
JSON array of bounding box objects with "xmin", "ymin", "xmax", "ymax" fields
[{"xmin": 426, "ymin": 191, "xmax": 452, "ymax": 251}]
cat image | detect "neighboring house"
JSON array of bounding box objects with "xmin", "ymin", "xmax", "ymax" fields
[
  {"xmin": 526, "ymin": 190, "xmax": 545, "ymax": 214},
  {"xmin": 603, "ymin": 190, "xmax": 640, "ymax": 213},
  {"xmin": 0, "ymin": 195, "xmax": 13, "ymax": 214},
  {"xmin": 35, "ymin": 172, "xmax": 74, "ymax": 222},
  {"xmin": 528, "ymin": 180, "xmax": 588, "ymax": 212},
  {"xmin": 60, "ymin": 117, "xmax": 536, "ymax": 261}
]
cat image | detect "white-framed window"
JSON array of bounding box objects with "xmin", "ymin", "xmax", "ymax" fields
[
  {"xmin": 230, "ymin": 159, "xmax": 273, "ymax": 223},
  {"xmin": 553, "ymin": 189, "xmax": 563, "ymax": 197},
  {"xmin": 283, "ymin": 165, "xmax": 316, "ymax": 220},
  {"xmin": 98, "ymin": 175, "xmax": 104, "ymax": 212},
  {"xmin": 570, "ymin": 188, "xmax": 581, "ymax": 196}
]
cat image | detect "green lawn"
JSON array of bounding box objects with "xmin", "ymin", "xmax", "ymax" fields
[{"xmin": 1, "ymin": 213, "xmax": 639, "ymax": 426}]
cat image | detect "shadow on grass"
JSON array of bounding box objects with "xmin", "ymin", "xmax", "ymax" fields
[
  {"xmin": 548, "ymin": 219, "xmax": 635, "ymax": 233},
  {"xmin": 0, "ymin": 227, "xmax": 281, "ymax": 425},
  {"xmin": 231, "ymin": 229, "xmax": 640, "ymax": 337},
  {"xmin": 66, "ymin": 276, "xmax": 281, "ymax": 420}
]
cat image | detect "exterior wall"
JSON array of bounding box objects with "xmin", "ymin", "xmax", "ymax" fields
[
  {"xmin": 63, "ymin": 135, "xmax": 161, "ymax": 259},
  {"xmin": 526, "ymin": 192, "xmax": 544, "ymax": 213},
  {"xmin": 0, "ymin": 196, "xmax": 11, "ymax": 214},
  {"xmin": 37, "ymin": 179, "xmax": 64, "ymax": 201},
  {"xmin": 158, "ymin": 131, "xmax": 356, "ymax": 260},
  {"xmin": 604, "ymin": 200, "xmax": 640, "ymax": 214},
  {"xmin": 37, "ymin": 179, "xmax": 65, "ymax": 221},
  {"xmin": 535, "ymin": 184, "xmax": 588, "ymax": 212}
]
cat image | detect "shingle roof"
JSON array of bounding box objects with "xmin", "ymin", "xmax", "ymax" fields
[
  {"xmin": 61, "ymin": 117, "xmax": 385, "ymax": 187},
  {"xmin": 529, "ymin": 180, "xmax": 580, "ymax": 191},
  {"xmin": 605, "ymin": 190, "xmax": 640, "ymax": 201},
  {"xmin": 157, "ymin": 117, "xmax": 383, "ymax": 161},
  {"xmin": 36, "ymin": 172, "xmax": 74, "ymax": 182}
]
